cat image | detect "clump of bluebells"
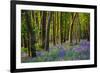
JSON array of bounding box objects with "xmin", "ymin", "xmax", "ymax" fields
[
  {"xmin": 73, "ymin": 40, "xmax": 90, "ymax": 59},
  {"xmin": 22, "ymin": 40, "xmax": 90, "ymax": 62}
]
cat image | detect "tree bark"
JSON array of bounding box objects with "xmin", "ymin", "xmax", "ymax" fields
[
  {"xmin": 25, "ymin": 11, "xmax": 36, "ymax": 57},
  {"xmin": 53, "ymin": 12, "xmax": 56, "ymax": 45},
  {"xmin": 41, "ymin": 11, "xmax": 46, "ymax": 49},
  {"xmin": 60, "ymin": 12, "xmax": 63, "ymax": 44},
  {"xmin": 45, "ymin": 12, "xmax": 52, "ymax": 51},
  {"xmin": 69, "ymin": 13, "xmax": 77, "ymax": 44}
]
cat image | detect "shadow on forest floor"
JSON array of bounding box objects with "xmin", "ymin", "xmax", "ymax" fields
[{"xmin": 21, "ymin": 40, "xmax": 90, "ymax": 63}]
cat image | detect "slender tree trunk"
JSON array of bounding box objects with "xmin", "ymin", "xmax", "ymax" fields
[
  {"xmin": 69, "ymin": 13, "xmax": 77, "ymax": 44},
  {"xmin": 45, "ymin": 12, "xmax": 52, "ymax": 51},
  {"xmin": 74, "ymin": 13, "xmax": 78, "ymax": 44},
  {"xmin": 60, "ymin": 12, "xmax": 63, "ymax": 44},
  {"xmin": 53, "ymin": 12, "xmax": 56, "ymax": 45},
  {"xmin": 58, "ymin": 12, "xmax": 61, "ymax": 44},
  {"xmin": 77, "ymin": 13, "xmax": 81, "ymax": 43},
  {"xmin": 87, "ymin": 16, "xmax": 90, "ymax": 41},
  {"xmin": 25, "ymin": 11, "xmax": 36, "ymax": 57},
  {"xmin": 64, "ymin": 13, "xmax": 67, "ymax": 42},
  {"xmin": 21, "ymin": 35, "xmax": 25, "ymax": 48},
  {"xmin": 41, "ymin": 11, "xmax": 46, "ymax": 49},
  {"xmin": 39, "ymin": 11, "xmax": 43, "ymax": 47},
  {"xmin": 27, "ymin": 32, "xmax": 31, "ymax": 56},
  {"xmin": 23, "ymin": 33, "xmax": 27, "ymax": 48}
]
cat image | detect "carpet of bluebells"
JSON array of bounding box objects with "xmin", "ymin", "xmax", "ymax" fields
[{"xmin": 21, "ymin": 40, "xmax": 90, "ymax": 63}]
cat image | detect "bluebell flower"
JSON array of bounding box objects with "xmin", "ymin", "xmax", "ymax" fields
[
  {"xmin": 73, "ymin": 47, "xmax": 82, "ymax": 52},
  {"xmin": 59, "ymin": 49, "xmax": 66, "ymax": 58},
  {"xmin": 36, "ymin": 51, "xmax": 45, "ymax": 56}
]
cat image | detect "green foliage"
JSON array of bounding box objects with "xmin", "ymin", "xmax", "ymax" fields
[
  {"xmin": 79, "ymin": 13, "xmax": 90, "ymax": 31},
  {"xmin": 21, "ymin": 12, "xmax": 27, "ymax": 33},
  {"xmin": 48, "ymin": 48, "xmax": 59, "ymax": 59},
  {"xmin": 64, "ymin": 49, "xmax": 80, "ymax": 60},
  {"xmin": 21, "ymin": 48, "xmax": 27, "ymax": 53},
  {"xmin": 32, "ymin": 25, "xmax": 40, "ymax": 33},
  {"xmin": 35, "ymin": 43, "xmax": 43, "ymax": 51}
]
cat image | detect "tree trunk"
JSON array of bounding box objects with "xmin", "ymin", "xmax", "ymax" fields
[
  {"xmin": 69, "ymin": 13, "xmax": 77, "ymax": 44},
  {"xmin": 53, "ymin": 12, "xmax": 56, "ymax": 45},
  {"xmin": 45, "ymin": 12, "xmax": 52, "ymax": 51},
  {"xmin": 64, "ymin": 13, "xmax": 67, "ymax": 42},
  {"xmin": 41, "ymin": 11, "xmax": 46, "ymax": 49},
  {"xmin": 60, "ymin": 12, "xmax": 63, "ymax": 44},
  {"xmin": 25, "ymin": 11, "xmax": 36, "ymax": 57},
  {"xmin": 27, "ymin": 32, "xmax": 31, "ymax": 56}
]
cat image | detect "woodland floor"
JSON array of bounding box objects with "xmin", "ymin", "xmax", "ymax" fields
[{"xmin": 21, "ymin": 39, "xmax": 90, "ymax": 63}]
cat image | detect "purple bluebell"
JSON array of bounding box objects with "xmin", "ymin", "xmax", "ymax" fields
[
  {"xmin": 73, "ymin": 47, "xmax": 82, "ymax": 52},
  {"xmin": 59, "ymin": 49, "xmax": 66, "ymax": 58},
  {"xmin": 36, "ymin": 51, "xmax": 45, "ymax": 56}
]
